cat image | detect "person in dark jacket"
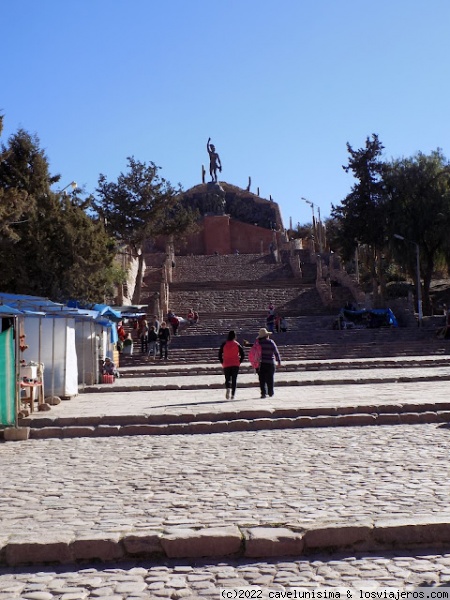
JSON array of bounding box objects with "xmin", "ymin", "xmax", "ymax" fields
[
  {"xmin": 256, "ymin": 327, "xmax": 281, "ymax": 398},
  {"xmin": 158, "ymin": 321, "xmax": 171, "ymax": 360},
  {"xmin": 147, "ymin": 326, "xmax": 158, "ymax": 360},
  {"xmin": 218, "ymin": 330, "xmax": 245, "ymax": 400}
]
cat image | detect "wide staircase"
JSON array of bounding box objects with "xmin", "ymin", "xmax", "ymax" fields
[{"xmin": 118, "ymin": 252, "xmax": 450, "ymax": 368}]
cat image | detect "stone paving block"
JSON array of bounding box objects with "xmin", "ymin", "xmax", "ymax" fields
[
  {"xmin": 310, "ymin": 415, "xmax": 337, "ymax": 427},
  {"xmin": 437, "ymin": 411, "xmax": 450, "ymax": 422},
  {"xmin": 244, "ymin": 527, "xmax": 304, "ymax": 557},
  {"xmin": 227, "ymin": 419, "xmax": 251, "ymax": 431},
  {"xmin": 399, "ymin": 412, "xmax": 422, "ymax": 424},
  {"xmin": 96, "ymin": 424, "xmax": 121, "ymax": 436},
  {"xmin": 147, "ymin": 414, "xmax": 171, "ymax": 425},
  {"xmin": 376, "ymin": 413, "xmax": 401, "ymax": 425},
  {"xmin": 272, "ymin": 408, "xmax": 301, "ymax": 418},
  {"xmin": 29, "ymin": 427, "xmax": 62, "ymax": 439},
  {"xmin": 307, "ymin": 407, "xmax": 334, "ymax": 417},
  {"xmin": 292, "ymin": 416, "xmax": 313, "ymax": 428},
  {"xmin": 248, "ymin": 418, "xmax": 274, "ymax": 431},
  {"xmin": 3, "ymin": 427, "xmax": 30, "ymax": 441},
  {"xmin": 51, "ymin": 417, "xmax": 76, "ymax": 426},
  {"xmin": 100, "ymin": 415, "xmax": 132, "ymax": 425},
  {"xmin": 120, "ymin": 424, "xmax": 163, "ymax": 436},
  {"xmin": 238, "ymin": 410, "xmax": 274, "ymax": 420},
  {"xmin": 160, "ymin": 526, "xmax": 242, "ymax": 558},
  {"xmin": 377, "ymin": 403, "xmax": 404, "ymax": 413},
  {"xmin": 303, "ymin": 523, "xmax": 372, "ymax": 551},
  {"xmin": 122, "ymin": 532, "xmax": 164, "ymax": 557},
  {"xmin": 418, "ymin": 411, "xmax": 439, "ymax": 423},
  {"xmin": 192, "ymin": 412, "xmax": 220, "ymax": 423},
  {"xmin": 207, "ymin": 421, "xmax": 231, "ymax": 433},
  {"xmin": 336, "ymin": 413, "xmax": 377, "ymax": 426},
  {"xmin": 4, "ymin": 536, "xmax": 73, "ymax": 566},
  {"xmin": 73, "ymin": 416, "xmax": 101, "ymax": 426},
  {"xmin": 165, "ymin": 423, "xmax": 189, "ymax": 434},
  {"xmin": 24, "ymin": 417, "xmax": 54, "ymax": 427},
  {"xmin": 70, "ymin": 535, "xmax": 124, "ymax": 562},
  {"xmin": 188, "ymin": 421, "xmax": 216, "ymax": 434},
  {"xmin": 217, "ymin": 411, "xmax": 240, "ymax": 421},
  {"xmin": 270, "ymin": 418, "xmax": 296, "ymax": 429},
  {"xmin": 373, "ymin": 516, "xmax": 450, "ymax": 547},
  {"xmin": 62, "ymin": 426, "xmax": 96, "ymax": 438},
  {"xmin": 351, "ymin": 404, "xmax": 377, "ymax": 414}
]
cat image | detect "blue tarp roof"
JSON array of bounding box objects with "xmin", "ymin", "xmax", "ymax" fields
[
  {"xmin": 0, "ymin": 294, "xmax": 117, "ymax": 326},
  {"xmin": 0, "ymin": 305, "xmax": 22, "ymax": 315},
  {"xmin": 92, "ymin": 304, "xmax": 122, "ymax": 321}
]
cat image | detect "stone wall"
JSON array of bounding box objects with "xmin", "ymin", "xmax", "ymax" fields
[{"xmin": 169, "ymin": 216, "xmax": 284, "ymax": 256}]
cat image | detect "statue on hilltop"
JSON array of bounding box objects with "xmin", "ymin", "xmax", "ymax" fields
[{"xmin": 207, "ymin": 137, "xmax": 222, "ymax": 183}]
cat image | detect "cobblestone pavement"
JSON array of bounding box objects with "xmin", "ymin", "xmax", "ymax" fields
[
  {"xmin": 30, "ymin": 370, "xmax": 450, "ymax": 423},
  {"xmin": 2, "ymin": 551, "xmax": 450, "ymax": 598},
  {"xmin": 5, "ymin": 359, "xmax": 450, "ymax": 595},
  {"xmin": 2, "ymin": 424, "xmax": 450, "ymax": 539}
]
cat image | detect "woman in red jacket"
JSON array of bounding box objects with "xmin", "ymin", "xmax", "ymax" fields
[{"xmin": 218, "ymin": 330, "xmax": 245, "ymax": 400}]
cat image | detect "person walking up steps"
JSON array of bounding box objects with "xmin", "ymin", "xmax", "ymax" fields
[
  {"xmin": 218, "ymin": 330, "xmax": 245, "ymax": 400},
  {"xmin": 256, "ymin": 327, "xmax": 281, "ymax": 398}
]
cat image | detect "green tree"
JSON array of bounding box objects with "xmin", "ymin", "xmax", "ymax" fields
[
  {"xmin": 331, "ymin": 134, "xmax": 389, "ymax": 301},
  {"xmin": 94, "ymin": 157, "xmax": 197, "ymax": 303},
  {"xmin": 0, "ymin": 126, "xmax": 53, "ymax": 243},
  {"xmin": 385, "ymin": 150, "xmax": 450, "ymax": 314},
  {"xmin": 0, "ymin": 128, "xmax": 116, "ymax": 302}
]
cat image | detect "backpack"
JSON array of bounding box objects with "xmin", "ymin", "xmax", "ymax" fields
[
  {"xmin": 222, "ymin": 340, "xmax": 240, "ymax": 366},
  {"xmin": 248, "ymin": 339, "xmax": 262, "ymax": 369}
]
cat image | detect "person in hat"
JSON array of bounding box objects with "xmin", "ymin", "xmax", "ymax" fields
[{"xmin": 256, "ymin": 327, "xmax": 281, "ymax": 399}]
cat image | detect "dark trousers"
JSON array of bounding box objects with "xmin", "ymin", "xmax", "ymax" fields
[
  {"xmin": 258, "ymin": 362, "xmax": 275, "ymax": 397},
  {"xmin": 140, "ymin": 335, "xmax": 148, "ymax": 353},
  {"xmin": 159, "ymin": 341, "xmax": 168, "ymax": 359},
  {"xmin": 224, "ymin": 366, "xmax": 239, "ymax": 396}
]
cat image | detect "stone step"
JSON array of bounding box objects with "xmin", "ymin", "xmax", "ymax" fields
[
  {"xmin": 118, "ymin": 357, "xmax": 450, "ymax": 377},
  {"xmin": 18, "ymin": 399, "xmax": 450, "ymax": 438},
  {"xmin": 3, "ymin": 515, "xmax": 450, "ymax": 566}
]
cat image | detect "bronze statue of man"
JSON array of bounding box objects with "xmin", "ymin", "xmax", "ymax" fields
[{"xmin": 207, "ymin": 138, "xmax": 222, "ymax": 183}]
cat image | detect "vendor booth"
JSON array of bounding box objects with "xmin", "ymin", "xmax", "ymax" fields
[{"xmin": 335, "ymin": 307, "xmax": 399, "ymax": 329}]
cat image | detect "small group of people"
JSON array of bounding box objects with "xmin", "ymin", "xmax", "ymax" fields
[
  {"xmin": 266, "ymin": 303, "xmax": 287, "ymax": 334},
  {"xmin": 139, "ymin": 315, "xmax": 171, "ymax": 360},
  {"xmin": 219, "ymin": 327, "xmax": 281, "ymax": 400},
  {"xmin": 117, "ymin": 321, "xmax": 134, "ymax": 355},
  {"xmin": 136, "ymin": 315, "xmax": 160, "ymax": 354},
  {"xmin": 117, "ymin": 315, "xmax": 173, "ymax": 360},
  {"xmin": 187, "ymin": 308, "xmax": 199, "ymax": 325}
]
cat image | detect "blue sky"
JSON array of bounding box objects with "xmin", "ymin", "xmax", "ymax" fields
[{"xmin": 3, "ymin": 0, "xmax": 450, "ymax": 228}]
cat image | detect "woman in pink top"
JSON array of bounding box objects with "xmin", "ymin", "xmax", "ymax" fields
[{"xmin": 218, "ymin": 330, "xmax": 245, "ymax": 400}]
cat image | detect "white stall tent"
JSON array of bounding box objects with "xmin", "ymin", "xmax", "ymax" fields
[
  {"xmin": 23, "ymin": 314, "xmax": 78, "ymax": 398},
  {"xmin": 0, "ymin": 293, "xmax": 119, "ymax": 397},
  {"xmin": 75, "ymin": 313, "xmax": 115, "ymax": 385}
]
